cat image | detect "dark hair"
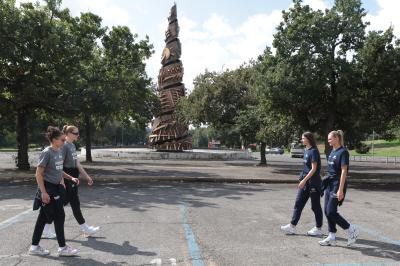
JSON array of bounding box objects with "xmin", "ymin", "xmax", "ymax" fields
[
  {"xmin": 302, "ymin": 131, "xmax": 317, "ymax": 147},
  {"xmin": 47, "ymin": 126, "xmax": 63, "ymax": 142}
]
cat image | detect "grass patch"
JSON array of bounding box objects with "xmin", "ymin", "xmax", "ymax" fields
[
  {"xmin": 349, "ymin": 139, "xmax": 400, "ymax": 157},
  {"xmin": 0, "ymin": 148, "xmax": 17, "ymax": 152}
]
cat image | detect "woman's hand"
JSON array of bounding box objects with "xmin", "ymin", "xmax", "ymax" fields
[
  {"xmin": 87, "ymin": 176, "xmax": 93, "ymax": 186},
  {"xmin": 41, "ymin": 192, "xmax": 50, "ymax": 204},
  {"xmin": 72, "ymin": 177, "xmax": 80, "ymax": 185},
  {"xmin": 298, "ymin": 179, "xmax": 307, "ymax": 189},
  {"xmin": 337, "ymin": 189, "xmax": 344, "ymax": 201}
]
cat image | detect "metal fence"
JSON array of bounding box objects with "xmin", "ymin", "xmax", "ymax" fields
[{"xmin": 350, "ymin": 155, "xmax": 399, "ymax": 165}]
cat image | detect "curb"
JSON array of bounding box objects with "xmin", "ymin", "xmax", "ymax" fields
[{"xmin": 0, "ymin": 176, "xmax": 399, "ymax": 185}]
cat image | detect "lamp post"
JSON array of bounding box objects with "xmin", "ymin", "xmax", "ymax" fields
[{"xmin": 371, "ymin": 130, "xmax": 375, "ymax": 157}]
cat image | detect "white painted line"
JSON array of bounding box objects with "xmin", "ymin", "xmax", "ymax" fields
[
  {"xmin": 169, "ymin": 258, "xmax": 177, "ymax": 265},
  {"xmin": 0, "ymin": 205, "xmax": 30, "ymax": 211},
  {"xmin": 150, "ymin": 258, "xmax": 162, "ymax": 265},
  {"xmin": 0, "ymin": 208, "xmax": 33, "ymax": 231}
]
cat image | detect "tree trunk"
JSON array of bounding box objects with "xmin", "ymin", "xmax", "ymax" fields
[
  {"xmin": 85, "ymin": 114, "xmax": 93, "ymax": 162},
  {"xmin": 16, "ymin": 109, "xmax": 30, "ymax": 170},
  {"xmin": 325, "ymin": 66, "xmax": 337, "ymax": 158},
  {"xmin": 259, "ymin": 141, "xmax": 267, "ymax": 166},
  {"xmin": 324, "ymin": 109, "xmax": 335, "ymax": 158}
]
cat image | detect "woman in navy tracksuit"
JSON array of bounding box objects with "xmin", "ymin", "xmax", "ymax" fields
[
  {"xmin": 281, "ymin": 132, "xmax": 323, "ymax": 236},
  {"xmin": 319, "ymin": 130, "xmax": 358, "ymax": 246}
]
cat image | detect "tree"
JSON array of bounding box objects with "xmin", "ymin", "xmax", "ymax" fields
[
  {"xmin": 354, "ymin": 28, "xmax": 400, "ymax": 139},
  {"xmin": 190, "ymin": 127, "xmax": 210, "ymax": 148},
  {"xmin": 0, "ymin": 0, "xmax": 82, "ymax": 169},
  {"xmin": 262, "ymin": 0, "xmax": 368, "ymax": 155},
  {"xmin": 1, "ymin": 0, "xmax": 156, "ymax": 167},
  {"xmin": 178, "ymin": 66, "xmax": 256, "ymax": 148}
]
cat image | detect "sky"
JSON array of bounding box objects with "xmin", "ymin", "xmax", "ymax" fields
[{"xmin": 17, "ymin": 0, "xmax": 400, "ymax": 91}]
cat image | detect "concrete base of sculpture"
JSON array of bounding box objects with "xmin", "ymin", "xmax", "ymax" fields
[{"xmin": 80, "ymin": 148, "xmax": 252, "ymax": 160}]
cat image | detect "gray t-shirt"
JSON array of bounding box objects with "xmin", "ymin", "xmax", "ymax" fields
[
  {"xmin": 37, "ymin": 147, "xmax": 64, "ymax": 184},
  {"xmin": 62, "ymin": 141, "xmax": 77, "ymax": 168}
]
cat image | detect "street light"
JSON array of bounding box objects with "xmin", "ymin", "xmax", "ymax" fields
[{"xmin": 371, "ymin": 130, "xmax": 375, "ymax": 157}]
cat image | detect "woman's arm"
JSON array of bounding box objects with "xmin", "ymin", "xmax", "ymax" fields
[
  {"xmin": 76, "ymin": 160, "xmax": 93, "ymax": 186},
  {"xmin": 62, "ymin": 171, "xmax": 80, "ymax": 185},
  {"xmin": 298, "ymin": 162, "xmax": 317, "ymax": 188},
  {"xmin": 36, "ymin": 166, "xmax": 50, "ymax": 204},
  {"xmin": 337, "ymin": 165, "xmax": 348, "ymax": 201}
]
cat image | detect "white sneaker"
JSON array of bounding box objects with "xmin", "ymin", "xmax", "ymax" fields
[
  {"xmin": 307, "ymin": 226, "xmax": 323, "ymax": 237},
  {"xmin": 82, "ymin": 225, "xmax": 100, "ymax": 236},
  {"xmin": 347, "ymin": 224, "xmax": 359, "ymax": 246},
  {"xmin": 58, "ymin": 245, "xmax": 78, "ymax": 257},
  {"xmin": 280, "ymin": 224, "xmax": 296, "ymax": 235},
  {"xmin": 28, "ymin": 245, "xmax": 50, "ymax": 256},
  {"xmin": 319, "ymin": 236, "xmax": 336, "ymax": 246}
]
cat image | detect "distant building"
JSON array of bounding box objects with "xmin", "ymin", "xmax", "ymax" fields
[{"xmin": 208, "ymin": 139, "xmax": 221, "ymax": 149}]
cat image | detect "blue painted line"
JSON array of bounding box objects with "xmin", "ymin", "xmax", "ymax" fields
[
  {"xmin": 358, "ymin": 225, "xmax": 400, "ymax": 246},
  {"xmin": 321, "ymin": 263, "xmax": 388, "ymax": 266},
  {"xmin": 180, "ymin": 202, "xmax": 205, "ymax": 266},
  {"xmin": 318, "ymin": 225, "xmax": 400, "ymax": 266}
]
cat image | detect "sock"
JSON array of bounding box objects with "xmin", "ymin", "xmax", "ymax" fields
[
  {"xmin": 31, "ymin": 245, "xmax": 38, "ymax": 249},
  {"xmin": 80, "ymin": 223, "xmax": 88, "ymax": 230},
  {"xmin": 328, "ymin": 232, "xmax": 336, "ymax": 239}
]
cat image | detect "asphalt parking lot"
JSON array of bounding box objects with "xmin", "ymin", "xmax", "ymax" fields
[{"xmin": 0, "ymin": 181, "xmax": 399, "ymax": 266}]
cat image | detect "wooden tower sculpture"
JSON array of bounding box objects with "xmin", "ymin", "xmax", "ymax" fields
[{"xmin": 148, "ymin": 4, "xmax": 192, "ymax": 150}]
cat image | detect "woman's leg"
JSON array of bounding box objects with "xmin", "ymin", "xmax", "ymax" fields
[
  {"xmin": 324, "ymin": 188, "xmax": 337, "ymax": 233},
  {"xmin": 65, "ymin": 178, "xmax": 85, "ymax": 225},
  {"xmin": 52, "ymin": 197, "xmax": 66, "ymax": 247},
  {"xmin": 31, "ymin": 208, "xmax": 48, "ymax": 245},
  {"xmin": 310, "ymin": 188, "xmax": 323, "ymax": 228},
  {"xmin": 325, "ymin": 189, "xmax": 350, "ymax": 231},
  {"xmin": 290, "ymin": 186, "xmax": 310, "ymax": 226}
]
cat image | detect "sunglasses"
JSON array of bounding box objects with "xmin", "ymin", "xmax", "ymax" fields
[{"xmin": 70, "ymin": 132, "xmax": 79, "ymax": 136}]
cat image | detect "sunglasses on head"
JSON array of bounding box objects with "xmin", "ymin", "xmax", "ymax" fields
[{"xmin": 70, "ymin": 132, "xmax": 79, "ymax": 136}]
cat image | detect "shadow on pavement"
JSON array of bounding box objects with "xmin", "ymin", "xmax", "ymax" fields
[
  {"xmin": 68, "ymin": 237, "xmax": 157, "ymax": 256},
  {"xmin": 0, "ymin": 180, "xmax": 274, "ymax": 212},
  {"xmin": 42, "ymin": 256, "xmax": 129, "ymax": 266},
  {"xmin": 336, "ymin": 237, "xmax": 400, "ymax": 261}
]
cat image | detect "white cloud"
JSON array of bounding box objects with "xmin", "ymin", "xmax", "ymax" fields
[
  {"xmin": 303, "ymin": 0, "xmax": 329, "ymax": 11},
  {"xmin": 62, "ymin": 0, "xmax": 137, "ymax": 33},
  {"xmin": 229, "ymin": 11, "xmax": 282, "ymax": 63},
  {"xmin": 152, "ymin": 10, "xmax": 283, "ymax": 91},
  {"xmin": 180, "ymin": 17, "xmax": 210, "ymax": 41},
  {"xmin": 203, "ymin": 13, "xmax": 234, "ymax": 38},
  {"xmin": 365, "ymin": 0, "xmax": 400, "ymax": 37}
]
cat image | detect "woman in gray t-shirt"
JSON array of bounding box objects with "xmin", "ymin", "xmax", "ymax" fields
[
  {"xmin": 43, "ymin": 125, "xmax": 99, "ymax": 238},
  {"xmin": 28, "ymin": 126, "xmax": 79, "ymax": 257}
]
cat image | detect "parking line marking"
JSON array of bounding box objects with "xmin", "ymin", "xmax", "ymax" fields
[
  {"xmin": 358, "ymin": 225, "xmax": 400, "ymax": 246},
  {"xmin": 180, "ymin": 202, "xmax": 204, "ymax": 266},
  {"xmin": 0, "ymin": 208, "xmax": 33, "ymax": 231}
]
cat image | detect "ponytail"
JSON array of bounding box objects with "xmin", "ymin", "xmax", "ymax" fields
[
  {"xmin": 329, "ymin": 130, "xmax": 344, "ymax": 146},
  {"xmin": 47, "ymin": 126, "xmax": 62, "ymax": 142},
  {"xmin": 62, "ymin": 125, "xmax": 78, "ymax": 134}
]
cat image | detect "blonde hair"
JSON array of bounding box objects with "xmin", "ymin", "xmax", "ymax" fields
[
  {"xmin": 62, "ymin": 125, "xmax": 78, "ymax": 134},
  {"xmin": 329, "ymin": 130, "xmax": 344, "ymax": 146}
]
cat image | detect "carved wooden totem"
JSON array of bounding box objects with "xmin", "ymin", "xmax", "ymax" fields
[{"xmin": 148, "ymin": 4, "xmax": 192, "ymax": 151}]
